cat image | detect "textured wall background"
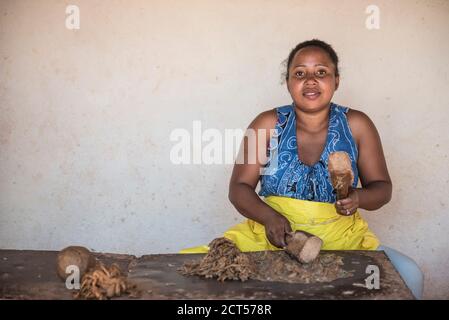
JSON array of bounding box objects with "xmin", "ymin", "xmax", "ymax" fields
[{"xmin": 1, "ymin": 0, "xmax": 448, "ymax": 298}]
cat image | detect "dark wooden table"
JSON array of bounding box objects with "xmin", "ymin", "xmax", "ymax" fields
[{"xmin": 0, "ymin": 249, "xmax": 413, "ymax": 299}]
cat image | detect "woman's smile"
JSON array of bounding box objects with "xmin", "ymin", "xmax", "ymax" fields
[{"xmin": 303, "ymin": 88, "xmax": 321, "ymax": 100}]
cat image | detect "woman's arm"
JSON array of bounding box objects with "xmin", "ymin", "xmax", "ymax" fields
[
  {"xmin": 228, "ymin": 110, "xmax": 292, "ymax": 247},
  {"xmin": 336, "ymin": 110, "xmax": 392, "ymax": 214}
]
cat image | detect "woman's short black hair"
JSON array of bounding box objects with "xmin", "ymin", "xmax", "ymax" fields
[{"xmin": 284, "ymin": 39, "xmax": 339, "ymax": 80}]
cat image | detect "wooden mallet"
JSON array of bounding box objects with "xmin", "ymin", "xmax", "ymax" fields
[{"xmin": 328, "ymin": 151, "xmax": 354, "ymax": 200}]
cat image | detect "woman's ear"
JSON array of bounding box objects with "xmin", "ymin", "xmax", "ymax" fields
[{"xmin": 335, "ymin": 76, "xmax": 340, "ymax": 91}]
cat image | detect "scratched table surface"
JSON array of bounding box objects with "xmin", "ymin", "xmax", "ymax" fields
[{"xmin": 0, "ymin": 249, "xmax": 413, "ymax": 300}]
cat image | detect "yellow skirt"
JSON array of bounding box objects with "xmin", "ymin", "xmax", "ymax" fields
[{"xmin": 180, "ymin": 196, "xmax": 380, "ymax": 253}]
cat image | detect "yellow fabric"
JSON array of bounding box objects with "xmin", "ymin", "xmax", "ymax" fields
[{"xmin": 180, "ymin": 195, "xmax": 380, "ymax": 254}]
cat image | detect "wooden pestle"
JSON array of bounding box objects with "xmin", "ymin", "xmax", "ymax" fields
[
  {"xmin": 328, "ymin": 151, "xmax": 354, "ymax": 200},
  {"xmin": 285, "ymin": 231, "xmax": 323, "ymax": 264}
]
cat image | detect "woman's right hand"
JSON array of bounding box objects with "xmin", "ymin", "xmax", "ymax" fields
[{"xmin": 264, "ymin": 213, "xmax": 292, "ymax": 248}]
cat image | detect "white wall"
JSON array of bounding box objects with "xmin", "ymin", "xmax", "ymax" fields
[{"xmin": 0, "ymin": 0, "xmax": 448, "ymax": 299}]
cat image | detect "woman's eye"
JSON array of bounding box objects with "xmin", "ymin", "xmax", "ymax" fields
[
  {"xmin": 295, "ymin": 71, "xmax": 305, "ymax": 78},
  {"xmin": 316, "ymin": 70, "xmax": 327, "ymax": 76}
]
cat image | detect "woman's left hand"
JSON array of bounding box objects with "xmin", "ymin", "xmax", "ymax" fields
[{"xmin": 335, "ymin": 188, "xmax": 359, "ymax": 216}]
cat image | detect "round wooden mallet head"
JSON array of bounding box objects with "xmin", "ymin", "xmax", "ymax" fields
[{"xmin": 56, "ymin": 246, "xmax": 96, "ymax": 280}]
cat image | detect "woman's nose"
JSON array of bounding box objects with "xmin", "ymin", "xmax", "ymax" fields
[{"xmin": 304, "ymin": 73, "xmax": 318, "ymax": 84}]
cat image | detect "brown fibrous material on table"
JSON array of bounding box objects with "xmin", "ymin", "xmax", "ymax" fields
[
  {"xmin": 180, "ymin": 237, "xmax": 352, "ymax": 284},
  {"xmin": 74, "ymin": 262, "xmax": 139, "ymax": 300},
  {"xmin": 179, "ymin": 238, "xmax": 255, "ymax": 282}
]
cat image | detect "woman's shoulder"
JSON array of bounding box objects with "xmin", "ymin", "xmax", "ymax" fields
[
  {"xmin": 249, "ymin": 104, "xmax": 295, "ymax": 129},
  {"xmin": 248, "ymin": 108, "xmax": 278, "ymax": 130},
  {"xmin": 346, "ymin": 107, "xmax": 379, "ymax": 143}
]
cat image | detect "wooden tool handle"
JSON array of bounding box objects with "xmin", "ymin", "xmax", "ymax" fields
[{"xmin": 328, "ymin": 152, "xmax": 354, "ymax": 200}]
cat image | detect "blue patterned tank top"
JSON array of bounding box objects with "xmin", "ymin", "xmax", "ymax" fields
[{"xmin": 258, "ymin": 102, "xmax": 359, "ymax": 203}]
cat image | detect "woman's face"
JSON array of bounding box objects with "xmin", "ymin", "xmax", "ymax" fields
[{"xmin": 287, "ymin": 46, "xmax": 339, "ymax": 112}]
